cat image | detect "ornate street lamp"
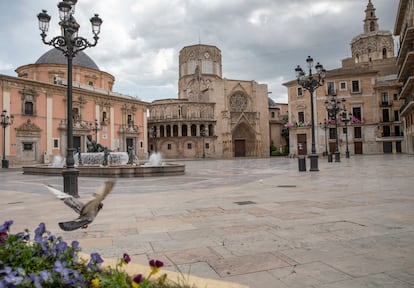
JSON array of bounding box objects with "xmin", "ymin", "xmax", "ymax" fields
[
  {"xmin": 1, "ymin": 110, "xmax": 14, "ymax": 169},
  {"xmin": 340, "ymin": 99, "xmax": 351, "ymax": 159},
  {"xmin": 319, "ymin": 119, "xmax": 329, "ymax": 157},
  {"xmin": 325, "ymin": 94, "xmax": 342, "ymax": 162},
  {"xmin": 295, "ymin": 56, "xmax": 326, "ymax": 171},
  {"xmin": 37, "ymin": 1, "xmax": 102, "ymax": 197}
]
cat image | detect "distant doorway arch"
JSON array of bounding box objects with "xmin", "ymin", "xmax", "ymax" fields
[{"xmin": 232, "ymin": 121, "xmax": 256, "ymax": 157}]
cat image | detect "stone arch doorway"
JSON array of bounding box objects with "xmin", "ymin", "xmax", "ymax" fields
[{"xmin": 232, "ymin": 121, "xmax": 256, "ymax": 157}]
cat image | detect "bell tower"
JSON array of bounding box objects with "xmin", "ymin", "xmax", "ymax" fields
[
  {"xmin": 364, "ymin": 0, "xmax": 379, "ymax": 33},
  {"xmin": 178, "ymin": 44, "xmax": 222, "ymax": 102},
  {"xmin": 350, "ymin": 0, "xmax": 394, "ymax": 64}
]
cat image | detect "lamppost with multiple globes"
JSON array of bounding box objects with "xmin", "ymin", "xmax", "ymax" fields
[
  {"xmin": 340, "ymin": 99, "xmax": 351, "ymax": 159},
  {"xmin": 1, "ymin": 110, "xmax": 14, "ymax": 169},
  {"xmin": 319, "ymin": 119, "xmax": 329, "ymax": 157},
  {"xmin": 295, "ymin": 56, "xmax": 326, "ymax": 172},
  {"xmin": 325, "ymin": 94, "xmax": 342, "ymax": 162},
  {"xmin": 37, "ymin": 0, "xmax": 102, "ymax": 197}
]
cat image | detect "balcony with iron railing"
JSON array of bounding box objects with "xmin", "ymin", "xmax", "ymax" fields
[
  {"xmin": 379, "ymin": 100, "xmax": 393, "ymax": 107},
  {"xmin": 399, "ymin": 93, "xmax": 414, "ymax": 116},
  {"xmin": 399, "ymin": 72, "xmax": 414, "ymax": 100},
  {"xmin": 397, "ymin": 47, "xmax": 414, "ymax": 82},
  {"xmin": 397, "ymin": 26, "xmax": 414, "ymax": 66},
  {"xmin": 380, "ymin": 132, "xmax": 404, "ymax": 138},
  {"xmin": 119, "ymin": 123, "xmax": 139, "ymax": 134}
]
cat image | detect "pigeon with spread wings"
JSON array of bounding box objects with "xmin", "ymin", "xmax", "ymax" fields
[{"xmin": 46, "ymin": 180, "xmax": 115, "ymax": 231}]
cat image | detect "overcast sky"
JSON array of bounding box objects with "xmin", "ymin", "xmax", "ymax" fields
[{"xmin": 0, "ymin": 0, "xmax": 398, "ymax": 103}]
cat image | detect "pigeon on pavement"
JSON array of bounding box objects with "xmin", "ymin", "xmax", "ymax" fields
[{"xmin": 46, "ymin": 180, "xmax": 115, "ymax": 231}]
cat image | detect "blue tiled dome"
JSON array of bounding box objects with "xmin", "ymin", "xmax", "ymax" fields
[{"xmin": 35, "ymin": 48, "xmax": 99, "ymax": 70}]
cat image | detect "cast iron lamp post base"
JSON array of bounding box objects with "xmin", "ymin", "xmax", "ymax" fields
[
  {"xmin": 309, "ymin": 154, "xmax": 319, "ymax": 171},
  {"xmin": 335, "ymin": 151, "xmax": 340, "ymax": 162},
  {"xmin": 63, "ymin": 168, "xmax": 79, "ymax": 198}
]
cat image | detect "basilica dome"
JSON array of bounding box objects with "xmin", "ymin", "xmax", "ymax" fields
[{"xmin": 35, "ymin": 48, "xmax": 100, "ymax": 71}]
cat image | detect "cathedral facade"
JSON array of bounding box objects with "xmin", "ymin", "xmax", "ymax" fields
[{"xmin": 148, "ymin": 44, "xmax": 270, "ymax": 158}]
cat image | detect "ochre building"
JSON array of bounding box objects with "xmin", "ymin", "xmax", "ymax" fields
[
  {"xmin": 284, "ymin": 0, "xmax": 402, "ymax": 156},
  {"xmin": 148, "ymin": 44, "xmax": 270, "ymax": 159}
]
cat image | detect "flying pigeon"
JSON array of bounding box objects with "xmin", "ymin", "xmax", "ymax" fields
[{"xmin": 46, "ymin": 180, "xmax": 115, "ymax": 231}]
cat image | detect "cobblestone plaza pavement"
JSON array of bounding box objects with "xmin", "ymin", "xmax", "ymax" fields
[{"xmin": 1, "ymin": 154, "xmax": 414, "ymax": 287}]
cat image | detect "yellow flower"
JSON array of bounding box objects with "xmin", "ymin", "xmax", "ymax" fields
[
  {"xmin": 149, "ymin": 259, "xmax": 164, "ymax": 275},
  {"xmin": 131, "ymin": 282, "xmax": 140, "ymax": 288},
  {"xmin": 91, "ymin": 278, "xmax": 100, "ymax": 288}
]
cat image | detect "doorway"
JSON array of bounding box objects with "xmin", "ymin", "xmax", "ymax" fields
[
  {"xmin": 383, "ymin": 142, "xmax": 392, "ymax": 153},
  {"xmin": 354, "ymin": 142, "xmax": 363, "ymax": 154},
  {"xmin": 126, "ymin": 138, "xmax": 134, "ymax": 151},
  {"xmin": 297, "ymin": 134, "xmax": 307, "ymax": 155},
  {"xmin": 73, "ymin": 136, "xmax": 81, "ymax": 151},
  {"xmin": 234, "ymin": 139, "xmax": 246, "ymax": 157}
]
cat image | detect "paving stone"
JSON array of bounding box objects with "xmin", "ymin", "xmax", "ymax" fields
[
  {"xmin": 319, "ymin": 273, "xmax": 414, "ymax": 288},
  {"xmin": 209, "ymin": 252, "xmax": 291, "ymax": 277},
  {"xmin": 268, "ymin": 261, "xmax": 352, "ymax": 287},
  {"xmin": 2, "ymin": 155, "xmax": 414, "ymax": 288},
  {"xmin": 224, "ymin": 271, "xmax": 289, "ymax": 288}
]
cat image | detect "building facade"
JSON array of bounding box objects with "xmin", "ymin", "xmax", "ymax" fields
[
  {"xmin": 268, "ymin": 99, "xmax": 288, "ymax": 154},
  {"xmin": 148, "ymin": 44, "xmax": 270, "ymax": 159},
  {"xmin": 0, "ymin": 48, "xmax": 148, "ymax": 166},
  {"xmin": 395, "ymin": 0, "xmax": 414, "ymax": 154},
  {"xmin": 284, "ymin": 0, "xmax": 402, "ymax": 157}
]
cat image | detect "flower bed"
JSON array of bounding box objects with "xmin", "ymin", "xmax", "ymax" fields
[{"xmin": 0, "ymin": 220, "xmax": 248, "ymax": 288}]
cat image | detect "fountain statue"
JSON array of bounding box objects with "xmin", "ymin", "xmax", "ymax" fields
[{"xmin": 86, "ymin": 135, "xmax": 108, "ymax": 152}]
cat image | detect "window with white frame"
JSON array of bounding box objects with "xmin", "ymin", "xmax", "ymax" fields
[
  {"xmin": 351, "ymin": 80, "xmax": 361, "ymax": 93},
  {"xmin": 53, "ymin": 139, "xmax": 59, "ymax": 149},
  {"xmin": 339, "ymin": 81, "xmax": 347, "ymax": 91},
  {"xmin": 327, "ymin": 82, "xmax": 335, "ymax": 95}
]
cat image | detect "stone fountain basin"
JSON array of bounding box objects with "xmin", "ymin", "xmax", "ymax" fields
[{"xmin": 22, "ymin": 163, "xmax": 185, "ymax": 178}]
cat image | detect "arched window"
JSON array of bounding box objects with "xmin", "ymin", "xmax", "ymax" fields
[
  {"xmin": 166, "ymin": 125, "xmax": 171, "ymax": 137},
  {"xmin": 191, "ymin": 124, "xmax": 197, "ymax": 136},
  {"xmin": 208, "ymin": 124, "xmax": 214, "ymax": 136},
  {"xmin": 173, "ymin": 125, "xmax": 178, "ymax": 137},
  {"xmin": 383, "ymin": 48, "xmax": 387, "ymax": 59},
  {"xmin": 24, "ymin": 102, "xmax": 34, "ymax": 115},
  {"xmin": 200, "ymin": 124, "xmax": 206, "ymax": 136},
  {"xmin": 182, "ymin": 125, "xmax": 188, "ymax": 136},
  {"xmin": 370, "ymin": 21, "xmax": 375, "ymax": 32},
  {"xmin": 160, "ymin": 126, "xmax": 165, "ymax": 137}
]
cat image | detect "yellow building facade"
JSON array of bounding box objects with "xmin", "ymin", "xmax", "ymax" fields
[{"xmin": 284, "ymin": 0, "xmax": 402, "ymax": 157}]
